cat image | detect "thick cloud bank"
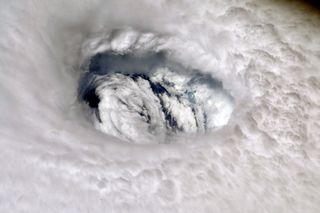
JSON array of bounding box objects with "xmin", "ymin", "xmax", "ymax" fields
[{"xmin": 0, "ymin": 0, "xmax": 320, "ymax": 212}]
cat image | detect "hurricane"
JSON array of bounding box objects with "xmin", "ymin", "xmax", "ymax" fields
[{"xmin": 0, "ymin": 0, "xmax": 319, "ymax": 212}]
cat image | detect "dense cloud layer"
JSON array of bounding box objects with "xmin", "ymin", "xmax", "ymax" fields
[{"xmin": 0, "ymin": 0, "xmax": 320, "ymax": 212}]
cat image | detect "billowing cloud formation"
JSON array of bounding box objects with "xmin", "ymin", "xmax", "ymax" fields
[{"xmin": 0, "ymin": 0, "xmax": 320, "ymax": 212}]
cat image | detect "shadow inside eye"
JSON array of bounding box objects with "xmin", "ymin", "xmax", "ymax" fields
[{"xmin": 83, "ymin": 88, "xmax": 100, "ymax": 108}]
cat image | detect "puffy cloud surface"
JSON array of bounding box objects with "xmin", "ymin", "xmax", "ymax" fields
[{"xmin": 0, "ymin": 0, "xmax": 320, "ymax": 212}]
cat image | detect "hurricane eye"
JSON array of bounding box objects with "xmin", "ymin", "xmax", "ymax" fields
[{"xmin": 79, "ymin": 50, "xmax": 234, "ymax": 143}]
